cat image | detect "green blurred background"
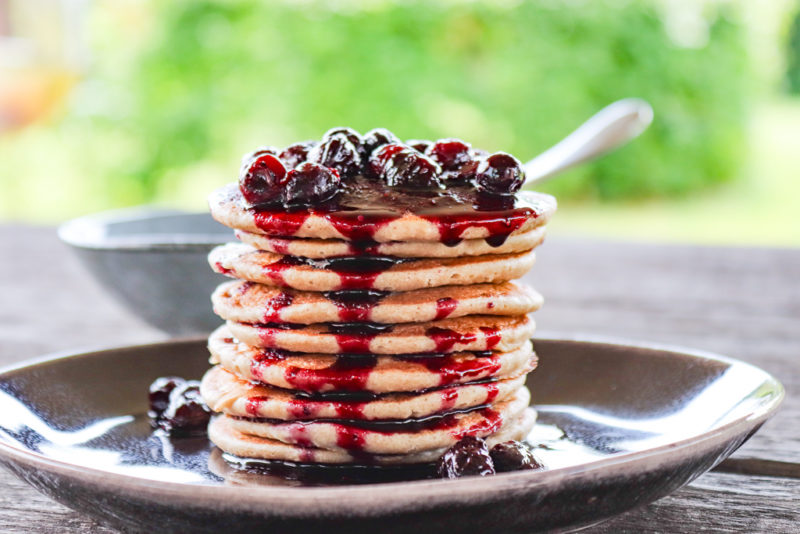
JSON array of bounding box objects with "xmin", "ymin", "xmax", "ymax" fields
[{"xmin": 1, "ymin": 0, "xmax": 799, "ymax": 245}]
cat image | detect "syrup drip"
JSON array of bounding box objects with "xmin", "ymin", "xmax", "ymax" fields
[
  {"xmin": 252, "ymin": 321, "xmax": 305, "ymax": 348},
  {"xmin": 322, "ymin": 289, "xmax": 391, "ymax": 321},
  {"xmin": 244, "ymin": 395, "xmax": 269, "ymax": 417},
  {"xmin": 286, "ymin": 354, "xmax": 378, "ymax": 393},
  {"xmin": 253, "ymin": 210, "xmax": 309, "ymax": 237},
  {"xmin": 263, "ymin": 255, "xmax": 411, "ymax": 290},
  {"xmin": 214, "ymin": 261, "xmax": 235, "ymax": 276},
  {"xmin": 480, "ymin": 326, "xmax": 502, "ymax": 350},
  {"xmin": 452, "ymin": 408, "xmax": 502, "ymax": 440},
  {"xmin": 267, "ymin": 237, "xmax": 292, "ymax": 255},
  {"xmin": 325, "ymin": 212, "xmax": 398, "ymax": 242},
  {"xmin": 425, "ymin": 327, "xmax": 478, "ymax": 353},
  {"xmin": 332, "ymin": 400, "xmax": 367, "ymax": 419},
  {"xmin": 335, "ymin": 425, "xmax": 366, "ymax": 450},
  {"xmin": 327, "ymin": 322, "xmax": 394, "ymax": 353},
  {"xmin": 250, "ymin": 350, "xmax": 378, "ymax": 393},
  {"xmin": 263, "ymin": 292, "xmax": 294, "ymax": 322},
  {"xmin": 287, "ymin": 398, "xmax": 317, "ymax": 419},
  {"xmin": 440, "ymin": 389, "xmax": 459, "ymax": 412},
  {"xmin": 347, "ymin": 239, "xmax": 381, "ymax": 256},
  {"xmin": 279, "ymin": 376, "xmax": 500, "ymax": 402},
  {"xmin": 483, "ymin": 382, "xmax": 500, "ymax": 404},
  {"xmin": 284, "ymin": 397, "xmax": 367, "ymax": 419},
  {"xmin": 235, "ymin": 281, "xmax": 254, "ymax": 295},
  {"xmin": 399, "ymin": 353, "xmax": 502, "ymax": 386},
  {"xmin": 234, "ymin": 404, "xmax": 488, "ymax": 433},
  {"xmin": 248, "ymin": 348, "xmax": 502, "ymax": 397},
  {"xmin": 224, "ymin": 455, "xmax": 437, "ymax": 484},
  {"xmin": 262, "ymin": 256, "xmax": 305, "ymax": 286},
  {"xmin": 287, "ymin": 422, "xmax": 314, "ymax": 448},
  {"xmin": 434, "ymin": 297, "xmax": 457, "ymax": 321},
  {"xmin": 248, "ymin": 177, "xmax": 541, "ymax": 247}
]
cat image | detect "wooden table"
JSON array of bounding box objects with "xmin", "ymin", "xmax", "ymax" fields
[{"xmin": 1, "ymin": 225, "xmax": 798, "ymax": 533}]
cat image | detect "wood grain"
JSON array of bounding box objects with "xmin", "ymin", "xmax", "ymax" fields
[
  {"xmin": 525, "ymin": 238, "xmax": 800, "ymax": 465},
  {"xmin": 1, "ymin": 226, "xmax": 798, "ymax": 533},
  {"xmin": 594, "ymin": 472, "xmax": 800, "ymax": 533}
]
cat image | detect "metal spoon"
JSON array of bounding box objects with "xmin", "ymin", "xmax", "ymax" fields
[{"xmin": 523, "ymin": 98, "xmax": 654, "ymax": 185}]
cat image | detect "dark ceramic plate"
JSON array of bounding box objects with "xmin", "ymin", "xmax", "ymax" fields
[{"xmin": 0, "ymin": 337, "xmax": 782, "ymax": 533}]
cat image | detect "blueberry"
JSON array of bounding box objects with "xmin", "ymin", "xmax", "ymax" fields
[
  {"xmin": 442, "ymin": 159, "xmax": 480, "ymax": 184},
  {"xmin": 159, "ymin": 382, "xmax": 211, "ymax": 434},
  {"xmin": 239, "ymin": 153, "xmax": 288, "ymax": 206},
  {"xmin": 406, "ymin": 139, "xmax": 433, "ymax": 153},
  {"xmin": 475, "ymin": 152, "xmax": 526, "ymax": 194},
  {"xmin": 241, "ymin": 146, "xmax": 279, "ymax": 167},
  {"xmin": 490, "ymin": 441, "xmax": 544, "ymax": 472},
  {"xmin": 323, "ymin": 127, "xmax": 362, "ymax": 149},
  {"xmin": 308, "ymin": 133, "xmax": 362, "ymax": 177},
  {"xmin": 373, "ymin": 145, "xmax": 442, "ymax": 189},
  {"xmin": 362, "ymin": 128, "xmax": 400, "ymax": 159},
  {"xmin": 148, "ymin": 376, "xmax": 185, "ymax": 417},
  {"xmin": 437, "ymin": 436, "xmax": 496, "ymax": 478},
  {"xmin": 427, "ymin": 138, "xmax": 473, "ymax": 171},
  {"xmin": 279, "ymin": 141, "xmax": 317, "ymax": 169},
  {"xmin": 368, "ymin": 143, "xmax": 406, "ymax": 176},
  {"xmin": 284, "ymin": 162, "xmax": 341, "ymax": 204}
]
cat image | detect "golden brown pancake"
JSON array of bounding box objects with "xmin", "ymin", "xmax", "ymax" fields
[
  {"xmin": 224, "ymin": 387, "xmax": 529, "ymax": 455},
  {"xmin": 209, "ymin": 182, "xmax": 556, "ymax": 243},
  {"xmin": 201, "ymin": 365, "xmax": 528, "ymax": 421},
  {"xmin": 209, "ymin": 243, "xmax": 537, "ymax": 292},
  {"xmin": 208, "ymin": 326, "xmax": 535, "ymax": 393},
  {"xmin": 207, "ymin": 407, "xmax": 537, "ymax": 465},
  {"xmin": 235, "ymin": 226, "xmax": 546, "ymax": 259},
  {"xmin": 212, "ymin": 280, "xmax": 542, "ymax": 325},
  {"xmin": 224, "ymin": 314, "xmax": 535, "ymax": 355}
]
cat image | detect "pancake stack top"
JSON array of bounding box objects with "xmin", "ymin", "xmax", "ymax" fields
[{"xmin": 200, "ymin": 128, "xmax": 556, "ymax": 467}]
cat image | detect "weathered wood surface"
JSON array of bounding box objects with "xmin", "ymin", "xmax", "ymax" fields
[
  {"xmin": 1, "ymin": 225, "xmax": 798, "ymax": 533},
  {"xmin": 524, "ymin": 238, "xmax": 800, "ymax": 465}
]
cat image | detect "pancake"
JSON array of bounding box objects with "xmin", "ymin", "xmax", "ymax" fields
[
  {"xmin": 225, "ymin": 387, "xmax": 529, "ymax": 455},
  {"xmin": 209, "ymin": 182, "xmax": 556, "ymax": 243},
  {"xmin": 207, "ymin": 407, "xmax": 537, "ymax": 465},
  {"xmin": 201, "ymin": 365, "xmax": 528, "ymax": 421},
  {"xmin": 235, "ymin": 226, "xmax": 546, "ymax": 259},
  {"xmin": 208, "ymin": 326, "xmax": 535, "ymax": 393},
  {"xmin": 209, "ymin": 243, "xmax": 537, "ymax": 292},
  {"xmin": 203, "ymin": 149, "xmax": 552, "ymax": 471},
  {"xmin": 225, "ymin": 314, "xmax": 535, "ymax": 355},
  {"xmin": 212, "ymin": 280, "xmax": 543, "ymax": 325}
]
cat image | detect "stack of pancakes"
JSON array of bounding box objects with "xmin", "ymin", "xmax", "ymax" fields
[{"xmin": 201, "ymin": 183, "xmax": 556, "ymax": 465}]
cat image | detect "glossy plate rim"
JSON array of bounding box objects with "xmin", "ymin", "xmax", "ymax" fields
[{"xmin": 0, "ymin": 335, "xmax": 784, "ymax": 513}]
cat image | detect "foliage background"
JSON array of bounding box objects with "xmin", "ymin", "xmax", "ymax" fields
[
  {"xmin": 1, "ymin": 0, "xmax": 798, "ymax": 245},
  {"xmin": 1, "ymin": 1, "xmax": 748, "ymax": 211}
]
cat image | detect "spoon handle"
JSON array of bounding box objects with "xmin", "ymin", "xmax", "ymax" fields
[{"xmin": 523, "ymin": 98, "xmax": 654, "ymax": 185}]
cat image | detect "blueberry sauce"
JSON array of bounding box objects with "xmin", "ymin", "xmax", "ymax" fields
[
  {"xmin": 326, "ymin": 322, "xmax": 394, "ymax": 353},
  {"xmin": 234, "ymin": 406, "xmax": 502, "ymax": 454},
  {"xmin": 214, "ymin": 261, "xmax": 235, "ymax": 276},
  {"xmin": 248, "ymin": 176, "xmax": 541, "ymax": 246},
  {"xmin": 425, "ymin": 327, "xmax": 478, "ymax": 353},
  {"xmin": 480, "ymin": 326, "xmax": 502, "ymax": 350},
  {"xmin": 263, "ymin": 254, "xmax": 413, "ymax": 290},
  {"xmin": 263, "ymin": 292, "xmax": 294, "ymax": 322},
  {"xmin": 232, "ymin": 404, "xmax": 488, "ymax": 433},
  {"xmin": 322, "ymin": 289, "xmax": 391, "ymax": 322},
  {"xmin": 396, "ymin": 353, "xmax": 502, "ymax": 386},
  {"xmin": 434, "ymin": 297, "xmax": 458, "ymax": 320},
  {"xmin": 249, "ymin": 350, "xmax": 378, "ymax": 393},
  {"xmin": 222, "ymin": 454, "xmax": 438, "ymax": 485},
  {"xmin": 252, "ymin": 320, "xmax": 498, "ymax": 354},
  {"xmin": 247, "ymin": 348, "xmax": 501, "ymax": 393}
]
